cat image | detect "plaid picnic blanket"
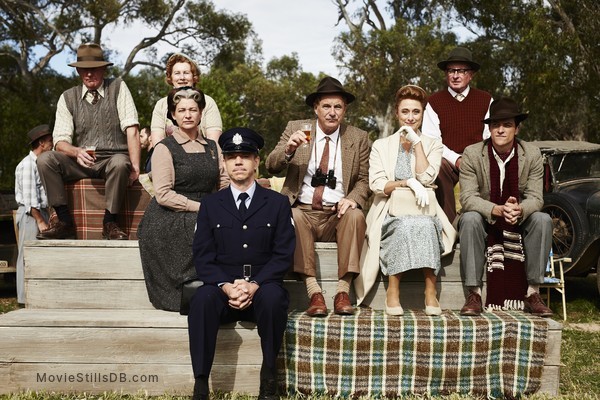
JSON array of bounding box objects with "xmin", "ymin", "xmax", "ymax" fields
[
  {"xmin": 278, "ymin": 308, "xmax": 548, "ymax": 398},
  {"xmin": 65, "ymin": 179, "xmax": 151, "ymax": 239}
]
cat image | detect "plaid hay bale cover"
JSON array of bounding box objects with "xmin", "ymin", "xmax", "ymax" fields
[
  {"xmin": 279, "ymin": 309, "xmax": 548, "ymax": 398},
  {"xmin": 65, "ymin": 179, "xmax": 151, "ymax": 239}
]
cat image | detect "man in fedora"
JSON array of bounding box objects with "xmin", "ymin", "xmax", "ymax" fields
[
  {"xmin": 422, "ymin": 46, "xmax": 493, "ymax": 223},
  {"xmin": 14, "ymin": 125, "xmax": 54, "ymax": 303},
  {"xmin": 457, "ymin": 98, "xmax": 553, "ymax": 317},
  {"xmin": 37, "ymin": 42, "xmax": 140, "ymax": 240},
  {"xmin": 266, "ymin": 76, "xmax": 371, "ymax": 317}
]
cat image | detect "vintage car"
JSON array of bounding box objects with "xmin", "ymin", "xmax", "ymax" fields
[{"xmin": 530, "ymin": 141, "xmax": 600, "ymax": 292}]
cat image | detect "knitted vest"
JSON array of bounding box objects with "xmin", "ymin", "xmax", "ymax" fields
[
  {"xmin": 427, "ymin": 88, "xmax": 492, "ymax": 154},
  {"xmin": 63, "ymin": 78, "xmax": 127, "ymax": 153}
]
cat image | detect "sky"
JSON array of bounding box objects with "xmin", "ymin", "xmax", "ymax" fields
[{"xmin": 50, "ymin": 0, "xmax": 361, "ymax": 78}]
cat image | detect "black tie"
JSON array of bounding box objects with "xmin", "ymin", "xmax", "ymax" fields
[{"xmin": 238, "ymin": 192, "xmax": 249, "ymax": 215}]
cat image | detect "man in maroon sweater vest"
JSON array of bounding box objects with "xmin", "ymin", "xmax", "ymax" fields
[{"xmin": 422, "ymin": 47, "xmax": 493, "ymax": 223}]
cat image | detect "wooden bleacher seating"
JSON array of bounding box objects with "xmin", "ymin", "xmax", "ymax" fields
[
  {"xmin": 0, "ymin": 211, "xmax": 17, "ymax": 274},
  {"xmin": 0, "ymin": 240, "xmax": 562, "ymax": 396},
  {"xmin": 0, "ymin": 177, "xmax": 562, "ymax": 397}
]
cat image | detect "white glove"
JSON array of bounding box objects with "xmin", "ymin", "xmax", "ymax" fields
[
  {"xmin": 406, "ymin": 178, "xmax": 429, "ymax": 207},
  {"xmin": 400, "ymin": 126, "xmax": 421, "ymax": 147}
]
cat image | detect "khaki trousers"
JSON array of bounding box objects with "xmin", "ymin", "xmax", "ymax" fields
[
  {"xmin": 37, "ymin": 151, "xmax": 131, "ymax": 214},
  {"xmin": 292, "ymin": 204, "xmax": 366, "ymax": 279}
]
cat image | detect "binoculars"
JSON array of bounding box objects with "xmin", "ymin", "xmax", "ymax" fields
[{"xmin": 311, "ymin": 168, "xmax": 337, "ymax": 189}]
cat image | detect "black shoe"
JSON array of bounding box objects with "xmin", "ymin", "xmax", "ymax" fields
[
  {"xmin": 102, "ymin": 221, "xmax": 128, "ymax": 240},
  {"xmin": 258, "ymin": 365, "xmax": 279, "ymax": 400},
  {"xmin": 36, "ymin": 220, "xmax": 76, "ymax": 240},
  {"xmin": 193, "ymin": 375, "xmax": 209, "ymax": 400}
]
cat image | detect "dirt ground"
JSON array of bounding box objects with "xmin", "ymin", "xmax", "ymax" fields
[{"xmin": 569, "ymin": 323, "xmax": 600, "ymax": 332}]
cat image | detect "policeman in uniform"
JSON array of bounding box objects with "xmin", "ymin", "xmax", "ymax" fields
[{"xmin": 188, "ymin": 127, "xmax": 295, "ymax": 400}]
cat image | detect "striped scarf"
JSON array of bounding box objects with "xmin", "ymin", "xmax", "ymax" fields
[{"xmin": 485, "ymin": 140, "xmax": 527, "ymax": 310}]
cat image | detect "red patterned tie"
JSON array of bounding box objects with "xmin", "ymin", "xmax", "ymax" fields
[
  {"xmin": 312, "ymin": 137, "xmax": 330, "ymax": 210},
  {"xmin": 89, "ymin": 90, "xmax": 99, "ymax": 105}
]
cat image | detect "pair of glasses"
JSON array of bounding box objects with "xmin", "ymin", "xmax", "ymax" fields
[{"xmin": 446, "ymin": 68, "xmax": 472, "ymax": 76}]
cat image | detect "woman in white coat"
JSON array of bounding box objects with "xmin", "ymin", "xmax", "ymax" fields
[{"xmin": 354, "ymin": 85, "xmax": 455, "ymax": 315}]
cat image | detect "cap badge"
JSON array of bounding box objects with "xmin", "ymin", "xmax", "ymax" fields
[{"xmin": 232, "ymin": 133, "xmax": 243, "ymax": 145}]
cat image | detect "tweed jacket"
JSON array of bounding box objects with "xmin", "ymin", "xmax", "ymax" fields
[
  {"xmin": 265, "ymin": 119, "xmax": 371, "ymax": 209},
  {"xmin": 353, "ymin": 131, "xmax": 456, "ymax": 305},
  {"xmin": 459, "ymin": 138, "xmax": 544, "ymax": 225}
]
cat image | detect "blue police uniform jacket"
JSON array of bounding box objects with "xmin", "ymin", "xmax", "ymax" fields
[{"xmin": 192, "ymin": 183, "xmax": 295, "ymax": 285}]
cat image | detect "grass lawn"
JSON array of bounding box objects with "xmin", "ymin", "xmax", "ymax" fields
[{"xmin": 0, "ymin": 273, "xmax": 598, "ymax": 400}]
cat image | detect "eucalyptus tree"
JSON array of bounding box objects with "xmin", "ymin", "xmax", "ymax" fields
[
  {"xmin": 0, "ymin": 0, "xmax": 253, "ymax": 84},
  {"xmin": 332, "ymin": 0, "xmax": 458, "ymax": 138}
]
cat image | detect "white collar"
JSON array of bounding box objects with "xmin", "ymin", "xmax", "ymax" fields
[
  {"xmin": 81, "ymin": 84, "xmax": 105, "ymax": 99},
  {"xmin": 448, "ymin": 86, "xmax": 470, "ymax": 98},
  {"xmin": 492, "ymin": 146, "xmax": 516, "ymax": 164},
  {"xmin": 230, "ymin": 181, "xmax": 257, "ymax": 202},
  {"xmin": 315, "ymin": 124, "xmax": 340, "ymax": 144}
]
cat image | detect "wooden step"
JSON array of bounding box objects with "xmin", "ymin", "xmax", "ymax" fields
[
  {"xmin": 0, "ymin": 308, "xmax": 562, "ymax": 396},
  {"xmin": 7, "ymin": 240, "xmax": 560, "ymax": 397},
  {"xmin": 23, "ymin": 240, "xmax": 476, "ymax": 311},
  {"xmin": 0, "ymin": 308, "xmax": 256, "ymax": 394}
]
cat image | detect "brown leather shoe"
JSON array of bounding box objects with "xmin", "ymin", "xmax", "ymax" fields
[
  {"xmin": 36, "ymin": 220, "xmax": 76, "ymax": 240},
  {"xmin": 102, "ymin": 222, "xmax": 128, "ymax": 240},
  {"xmin": 334, "ymin": 292, "xmax": 354, "ymax": 315},
  {"xmin": 524, "ymin": 292, "xmax": 553, "ymax": 317},
  {"xmin": 460, "ymin": 291, "xmax": 483, "ymax": 316},
  {"xmin": 306, "ymin": 292, "xmax": 327, "ymax": 317}
]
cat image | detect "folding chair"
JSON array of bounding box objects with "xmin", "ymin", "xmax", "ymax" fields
[{"xmin": 540, "ymin": 250, "xmax": 571, "ymax": 321}]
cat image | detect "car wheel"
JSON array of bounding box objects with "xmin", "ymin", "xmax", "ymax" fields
[
  {"xmin": 597, "ymin": 257, "xmax": 600, "ymax": 295},
  {"xmin": 542, "ymin": 193, "xmax": 589, "ymax": 260}
]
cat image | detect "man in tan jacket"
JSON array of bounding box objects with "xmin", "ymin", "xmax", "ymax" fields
[{"xmin": 266, "ymin": 77, "xmax": 371, "ymax": 317}]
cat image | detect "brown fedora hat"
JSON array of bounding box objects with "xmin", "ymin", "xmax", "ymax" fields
[
  {"xmin": 305, "ymin": 76, "xmax": 356, "ymax": 106},
  {"xmin": 482, "ymin": 98, "xmax": 528, "ymax": 124},
  {"xmin": 27, "ymin": 124, "xmax": 51, "ymax": 145},
  {"xmin": 437, "ymin": 47, "xmax": 480, "ymax": 72},
  {"xmin": 68, "ymin": 43, "xmax": 113, "ymax": 68}
]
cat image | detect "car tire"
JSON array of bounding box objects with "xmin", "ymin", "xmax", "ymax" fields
[
  {"xmin": 597, "ymin": 258, "xmax": 600, "ymax": 295},
  {"xmin": 542, "ymin": 193, "xmax": 589, "ymax": 260}
]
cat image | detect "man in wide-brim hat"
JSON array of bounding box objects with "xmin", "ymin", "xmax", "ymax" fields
[
  {"xmin": 14, "ymin": 124, "xmax": 54, "ymax": 304},
  {"xmin": 422, "ymin": 46, "xmax": 494, "ymax": 224},
  {"xmin": 37, "ymin": 42, "xmax": 141, "ymax": 240},
  {"xmin": 457, "ymin": 97, "xmax": 553, "ymax": 318},
  {"xmin": 266, "ymin": 76, "xmax": 371, "ymax": 318}
]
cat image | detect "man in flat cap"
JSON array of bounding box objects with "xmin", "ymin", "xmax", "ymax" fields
[
  {"xmin": 458, "ymin": 98, "xmax": 553, "ymax": 317},
  {"xmin": 14, "ymin": 125, "xmax": 54, "ymax": 303},
  {"xmin": 266, "ymin": 76, "xmax": 371, "ymax": 317},
  {"xmin": 188, "ymin": 127, "xmax": 295, "ymax": 400},
  {"xmin": 37, "ymin": 42, "xmax": 140, "ymax": 240},
  {"xmin": 422, "ymin": 47, "xmax": 493, "ymax": 223}
]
